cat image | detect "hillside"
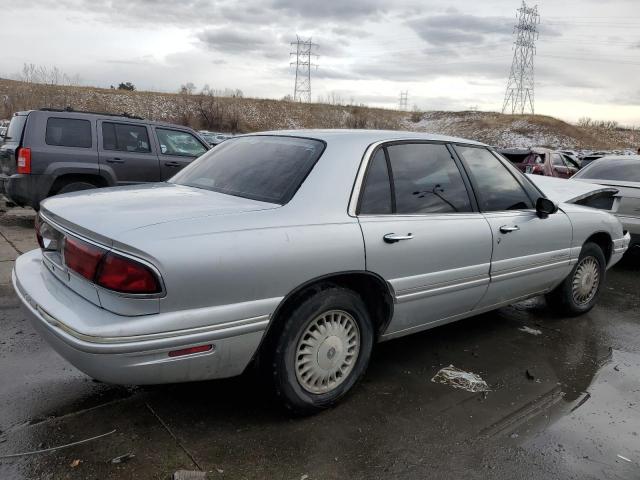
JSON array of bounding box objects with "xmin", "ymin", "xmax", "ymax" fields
[{"xmin": 1, "ymin": 78, "xmax": 637, "ymax": 150}]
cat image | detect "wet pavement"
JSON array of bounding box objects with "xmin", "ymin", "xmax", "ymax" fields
[{"xmin": 0, "ymin": 207, "xmax": 639, "ymax": 479}]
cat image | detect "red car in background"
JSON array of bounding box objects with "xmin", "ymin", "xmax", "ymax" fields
[{"xmin": 498, "ymin": 148, "xmax": 580, "ymax": 178}]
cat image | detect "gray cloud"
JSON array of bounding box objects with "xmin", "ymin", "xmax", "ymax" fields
[
  {"xmin": 408, "ymin": 13, "xmax": 513, "ymax": 46},
  {"xmin": 197, "ymin": 28, "xmax": 274, "ymax": 53}
]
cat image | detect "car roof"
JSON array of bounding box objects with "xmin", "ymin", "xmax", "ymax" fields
[
  {"xmin": 244, "ymin": 129, "xmax": 487, "ymax": 147},
  {"xmin": 19, "ymin": 110, "xmax": 196, "ymax": 131}
]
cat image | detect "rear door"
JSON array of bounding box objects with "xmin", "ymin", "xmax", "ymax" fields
[
  {"xmin": 550, "ymin": 152, "xmax": 571, "ymax": 178},
  {"xmin": 454, "ymin": 146, "xmax": 573, "ymax": 308},
  {"xmin": 152, "ymin": 127, "xmax": 208, "ymax": 180},
  {"xmin": 97, "ymin": 120, "xmax": 160, "ymax": 185},
  {"xmin": 357, "ymin": 142, "xmax": 493, "ymax": 336}
]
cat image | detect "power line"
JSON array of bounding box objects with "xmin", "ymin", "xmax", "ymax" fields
[
  {"xmin": 398, "ymin": 91, "xmax": 409, "ymax": 110},
  {"xmin": 290, "ymin": 35, "xmax": 318, "ymax": 103},
  {"xmin": 503, "ymin": 1, "xmax": 540, "ymax": 115}
]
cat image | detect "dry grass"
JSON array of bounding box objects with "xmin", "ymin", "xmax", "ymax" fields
[{"xmin": 1, "ymin": 78, "xmax": 637, "ymax": 149}]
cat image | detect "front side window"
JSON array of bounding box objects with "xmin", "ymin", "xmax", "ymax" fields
[
  {"xmin": 456, "ymin": 146, "xmax": 533, "ymax": 211},
  {"xmin": 102, "ymin": 122, "xmax": 150, "ymax": 153},
  {"xmin": 45, "ymin": 118, "xmax": 92, "ymax": 148},
  {"xmin": 156, "ymin": 129, "xmax": 207, "ymax": 157},
  {"xmin": 360, "ymin": 149, "xmax": 392, "ymax": 214},
  {"xmin": 171, "ymin": 136, "xmax": 325, "ymax": 204},
  {"xmin": 387, "ymin": 143, "xmax": 472, "ymax": 214}
]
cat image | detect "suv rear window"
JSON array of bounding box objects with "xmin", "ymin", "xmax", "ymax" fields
[
  {"xmin": 170, "ymin": 136, "xmax": 325, "ymax": 204},
  {"xmin": 45, "ymin": 118, "xmax": 92, "ymax": 148},
  {"xmin": 5, "ymin": 115, "xmax": 27, "ymax": 143}
]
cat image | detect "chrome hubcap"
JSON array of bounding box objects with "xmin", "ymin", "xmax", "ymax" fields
[
  {"xmin": 572, "ymin": 256, "xmax": 600, "ymax": 305},
  {"xmin": 295, "ymin": 310, "xmax": 360, "ymax": 394}
]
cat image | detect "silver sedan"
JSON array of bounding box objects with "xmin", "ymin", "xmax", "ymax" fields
[
  {"xmin": 572, "ymin": 155, "xmax": 640, "ymax": 251},
  {"xmin": 13, "ymin": 130, "xmax": 630, "ymax": 413}
]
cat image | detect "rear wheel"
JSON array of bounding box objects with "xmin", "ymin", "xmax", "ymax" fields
[
  {"xmin": 269, "ymin": 287, "xmax": 374, "ymax": 415},
  {"xmin": 546, "ymin": 242, "xmax": 606, "ymax": 316},
  {"xmin": 56, "ymin": 181, "xmax": 98, "ymax": 195}
]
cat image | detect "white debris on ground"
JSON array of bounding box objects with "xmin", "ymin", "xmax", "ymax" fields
[
  {"xmin": 519, "ymin": 326, "xmax": 543, "ymax": 336},
  {"xmin": 431, "ymin": 365, "xmax": 491, "ymax": 393}
]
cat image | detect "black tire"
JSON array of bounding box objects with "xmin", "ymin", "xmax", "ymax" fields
[
  {"xmin": 269, "ymin": 286, "xmax": 374, "ymax": 415},
  {"xmin": 55, "ymin": 181, "xmax": 98, "ymax": 195},
  {"xmin": 546, "ymin": 242, "xmax": 606, "ymax": 316}
]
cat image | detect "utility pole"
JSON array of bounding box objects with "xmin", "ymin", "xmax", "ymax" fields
[
  {"xmin": 398, "ymin": 91, "xmax": 409, "ymax": 111},
  {"xmin": 290, "ymin": 35, "xmax": 318, "ymax": 103},
  {"xmin": 502, "ymin": 1, "xmax": 539, "ymax": 115}
]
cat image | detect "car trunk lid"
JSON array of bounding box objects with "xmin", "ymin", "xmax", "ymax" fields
[
  {"xmin": 527, "ymin": 174, "xmax": 619, "ymax": 208},
  {"xmin": 40, "ymin": 183, "xmax": 280, "ymax": 244}
]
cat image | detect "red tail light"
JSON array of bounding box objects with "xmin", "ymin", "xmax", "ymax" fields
[
  {"xmin": 64, "ymin": 236, "xmax": 105, "ymax": 280},
  {"xmin": 17, "ymin": 147, "xmax": 31, "ymax": 174},
  {"xmin": 63, "ymin": 236, "xmax": 161, "ymax": 294},
  {"xmin": 96, "ymin": 253, "xmax": 161, "ymax": 294}
]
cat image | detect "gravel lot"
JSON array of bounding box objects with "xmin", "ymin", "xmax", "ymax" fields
[{"xmin": 0, "ymin": 206, "xmax": 638, "ymax": 480}]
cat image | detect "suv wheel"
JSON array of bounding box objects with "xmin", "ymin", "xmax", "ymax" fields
[
  {"xmin": 56, "ymin": 181, "xmax": 98, "ymax": 195},
  {"xmin": 270, "ymin": 287, "xmax": 374, "ymax": 415},
  {"xmin": 546, "ymin": 242, "xmax": 606, "ymax": 316}
]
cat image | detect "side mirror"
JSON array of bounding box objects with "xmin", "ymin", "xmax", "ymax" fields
[{"xmin": 536, "ymin": 197, "xmax": 558, "ymax": 219}]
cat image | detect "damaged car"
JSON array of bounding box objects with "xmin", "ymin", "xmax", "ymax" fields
[{"xmin": 13, "ymin": 130, "xmax": 630, "ymax": 414}]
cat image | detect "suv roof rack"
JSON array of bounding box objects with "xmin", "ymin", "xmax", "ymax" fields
[{"xmin": 38, "ymin": 107, "xmax": 144, "ymax": 120}]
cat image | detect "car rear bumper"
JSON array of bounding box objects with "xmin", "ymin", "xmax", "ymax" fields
[
  {"xmin": 610, "ymin": 232, "xmax": 631, "ymax": 266},
  {"xmin": 0, "ymin": 173, "xmax": 51, "ymax": 208},
  {"xmin": 13, "ymin": 249, "xmax": 268, "ymax": 385}
]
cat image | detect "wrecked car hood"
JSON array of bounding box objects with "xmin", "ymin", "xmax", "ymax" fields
[{"xmin": 526, "ymin": 174, "xmax": 619, "ymax": 204}]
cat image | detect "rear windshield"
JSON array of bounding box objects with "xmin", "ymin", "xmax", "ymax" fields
[
  {"xmin": 170, "ymin": 136, "xmax": 325, "ymax": 204},
  {"xmin": 574, "ymin": 160, "xmax": 640, "ymax": 182},
  {"xmin": 5, "ymin": 114, "xmax": 27, "ymax": 143}
]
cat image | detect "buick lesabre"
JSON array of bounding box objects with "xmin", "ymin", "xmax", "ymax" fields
[{"xmin": 13, "ymin": 130, "xmax": 630, "ymax": 413}]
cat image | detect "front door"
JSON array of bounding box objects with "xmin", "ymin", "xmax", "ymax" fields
[
  {"xmin": 97, "ymin": 120, "xmax": 160, "ymax": 185},
  {"xmin": 454, "ymin": 145, "xmax": 573, "ymax": 308},
  {"xmin": 357, "ymin": 143, "xmax": 493, "ymax": 336},
  {"xmin": 153, "ymin": 127, "xmax": 208, "ymax": 180}
]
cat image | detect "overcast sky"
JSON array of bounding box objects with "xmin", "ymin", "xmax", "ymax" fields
[{"xmin": 2, "ymin": 0, "xmax": 640, "ymax": 125}]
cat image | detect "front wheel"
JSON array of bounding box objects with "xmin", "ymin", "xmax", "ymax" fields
[
  {"xmin": 546, "ymin": 242, "xmax": 606, "ymax": 316},
  {"xmin": 270, "ymin": 287, "xmax": 374, "ymax": 415}
]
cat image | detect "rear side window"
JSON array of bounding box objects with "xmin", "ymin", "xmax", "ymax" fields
[
  {"xmin": 102, "ymin": 123, "xmax": 150, "ymax": 153},
  {"xmin": 170, "ymin": 136, "xmax": 325, "ymax": 204},
  {"xmin": 360, "ymin": 149, "xmax": 392, "ymax": 214},
  {"xmin": 456, "ymin": 146, "xmax": 533, "ymax": 211},
  {"xmin": 551, "ymin": 153, "xmax": 564, "ymax": 167},
  {"xmin": 386, "ymin": 143, "xmax": 472, "ymax": 214},
  {"xmin": 45, "ymin": 118, "xmax": 92, "ymax": 148},
  {"xmin": 156, "ymin": 128, "xmax": 207, "ymax": 157},
  {"xmin": 575, "ymin": 160, "xmax": 640, "ymax": 182}
]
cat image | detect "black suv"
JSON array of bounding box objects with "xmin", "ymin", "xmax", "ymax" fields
[{"xmin": 0, "ymin": 109, "xmax": 209, "ymax": 209}]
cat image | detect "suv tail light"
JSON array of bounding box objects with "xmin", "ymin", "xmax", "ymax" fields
[
  {"xmin": 17, "ymin": 147, "xmax": 31, "ymax": 174},
  {"xmin": 63, "ymin": 236, "xmax": 161, "ymax": 294}
]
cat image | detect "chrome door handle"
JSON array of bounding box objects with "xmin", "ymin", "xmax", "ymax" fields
[
  {"xmin": 499, "ymin": 225, "xmax": 520, "ymax": 233},
  {"xmin": 383, "ymin": 233, "xmax": 413, "ymax": 243}
]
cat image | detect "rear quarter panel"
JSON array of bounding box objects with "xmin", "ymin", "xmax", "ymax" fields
[{"xmin": 118, "ymin": 209, "xmax": 366, "ymax": 323}]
